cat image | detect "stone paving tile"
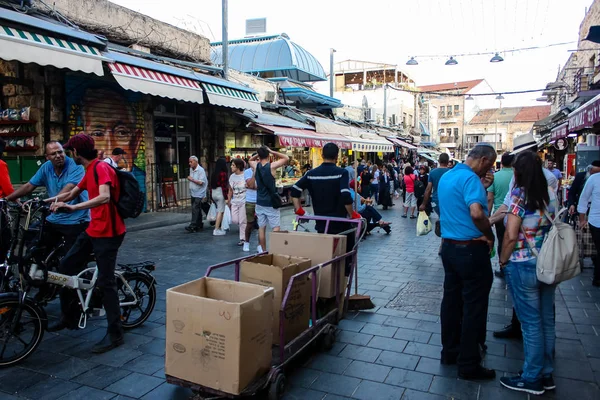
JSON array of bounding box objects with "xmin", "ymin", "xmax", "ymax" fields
[
  {"xmin": 414, "ymin": 356, "xmax": 457, "ymax": 378},
  {"xmin": 139, "ymin": 382, "xmax": 193, "ymax": 400},
  {"xmin": 394, "ymin": 327, "xmax": 432, "ymax": 344},
  {"xmin": 401, "ymin": 389, "xmax": 448, "ymax": 400},
  {"xmin": 338, "ymin": 344, "xmax": 382, "ymax": 363},
  {"xmin": 282, "ymin": 387, "xmax": 326, "ymax": 400},
  {"xmin": 288, "ymin": 368, "xmax": 321, "ymax": 388},
  {"xmin": 337, "ymin": 330, "xmax": 373, "ymax": 346},
  {"xmin": 72, "ymin": 365, "xmax": 132, "ymax": 390},
  {"xmin": 56, "ymin": 386, "xmax": 115, "ymax": 400},
  {"xmin": 361, "ymin": 322, "xmax": 398, "ymax": 337},
  {"xmin": 337, "ymin": 319, "xmax": 366, "ymax": 333},
  {"xmin": 18, "ymin": 377, "xmax": 81, "ymax": 400},
  {"xmin": 428, "ymin": 376, "xmax": 480, "ymax": 398},
  {"xmin": 344, "ymin": 360, "xmax": 392, "ymax": 382},
  {"xmin": 402, "ymin": 342, "xmax": 442, "ymax": 359},
  {"xmin": 353, "ymin": 380, "xmax": 404, "ymax": 400},
  {"xmin": 385, "ymin": 368, "xmax": 434, "ymax": 392},
  {"xmin": 122, "ymin": 354, "xmax": 165, "ymax": 376},
  {"xmin": 368, "ymin": 336, "xmax": 409, "ymax": 353},
  {"xmin": 310, "ymin": 372, "xmax": 361, "ymax": 397},
  {"xmin": 307, "ymin": 354, "xmax": 352, "ymax": 374},
  {"xmin": 104, "ymin": 372, "xmax": 163, "ymax": 398},
  {"xmin": 375, "ymin": 350, "xmax": 421, "ymax": 371}
]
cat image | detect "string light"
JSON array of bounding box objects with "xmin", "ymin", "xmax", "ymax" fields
[{"xmin": 386, "ymin": 84, "xmax": 547, "ymax": 98}]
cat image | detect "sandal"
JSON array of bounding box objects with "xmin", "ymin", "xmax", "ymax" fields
[
  {"xmin": 402, "ymin": 214, "xmax": 407, "ymax": 218},
  {"xmin": 410, "ymin": 215, "xmax": 417, "ymax": 219},
  {"xmin": 237, "ymin": 240, "xmax": 245, "ymax": 246}
]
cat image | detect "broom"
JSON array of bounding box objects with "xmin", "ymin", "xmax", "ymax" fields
[{"xmin": 347, "ymin": 160, "xmax": 375, "ymax": 311}]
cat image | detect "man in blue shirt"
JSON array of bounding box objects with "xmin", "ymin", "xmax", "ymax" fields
[
  {"xmin": 437, "ymin": 143, "xmax": 496, "ymax": 381},
  {"xmin": 6, "ymin": 141, "xmax": 89, "ymax": 252}
]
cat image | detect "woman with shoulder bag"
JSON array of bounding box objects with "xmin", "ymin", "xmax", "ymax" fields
[{"xmin": 498, "ymin": 151, "xmax": 557, "ymax": 395}]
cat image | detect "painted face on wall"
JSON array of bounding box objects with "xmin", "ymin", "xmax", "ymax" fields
[{"xmin": 80, "ymin": 88, "xmax": 143, "ymax": 171}]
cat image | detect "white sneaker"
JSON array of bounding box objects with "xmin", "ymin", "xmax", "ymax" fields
[
  {"xmin": 213, "ymin": 229, "xmax": 226, "ymax": 236},
  {"xmin": 243, "ymin": 242, "xmax": 250, "ymax": 252},
  {"xmin": 257, "ymin": 245, "xmax": 264, "ymax": 253}
]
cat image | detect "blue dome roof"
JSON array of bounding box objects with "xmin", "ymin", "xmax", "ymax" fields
[{"xmin": 211, "ymin": 34, "xmax": 326, "ymax": 82}]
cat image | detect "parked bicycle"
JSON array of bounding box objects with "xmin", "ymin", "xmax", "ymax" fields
[{"xmin": 0, "ymin": 199, "xmax": 157, "ymax": 367}]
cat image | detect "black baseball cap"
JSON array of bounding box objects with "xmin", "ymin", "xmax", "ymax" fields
[{"xmin": 112, "ymin": 148, "xmax": 126, "ymax": 155}]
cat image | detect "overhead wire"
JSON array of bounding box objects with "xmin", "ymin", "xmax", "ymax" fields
[
  {"xmin": 407, "ymin": 40, "xmax": 576, "ymax": 59},
  {"xmin": 385, "ymin": 84, "xmax": 549, "ymax": 97}
]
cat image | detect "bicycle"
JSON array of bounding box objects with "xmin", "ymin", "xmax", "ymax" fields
[{"xmin": 0, "ymin": 199, "xmax": 157, "ymax": 367}]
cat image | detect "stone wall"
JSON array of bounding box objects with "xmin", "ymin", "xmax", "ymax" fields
[{"xmin": 33, "ymin": 0, "xmax": 211, "ymax": 63}]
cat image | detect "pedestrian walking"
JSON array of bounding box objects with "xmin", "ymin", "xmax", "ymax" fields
[
  {"xmin": 371, "ymin": 164, "xmax": 380, "ymax": 204},
  {"xmin": 291, "ymin": 143, "xmax": 360, "ymax": 273},
  {"xmin": 185, "ymin": 156, "xmax": 207, "ymax": 233},
  {"xmin": 438, "ymin": 143, "xmax": 497, "ymax": 381},
  {"xmin": 378, "ymin": 165, "xmax": 393, "ymax": 210},
  {"xmin": 420, "ymin": 153, "xmax": 451, "ymax": 235},
  {"xmin": 578, "ymin": 160, "xmax": 600, "ymax": 287},
  {"xmin": 346, "ymin": 160, "xmax": 357, "ymax": 181},
  {"xmin": 228, "ymin": 158, "xmax": 247, "ymax": 246},
  {"xmin": 250, "ymin": 146, "xmax": 289, "ymax": 252},
  {"xmin": 402, "ymin": 166, "xmax": 418, "ymax": 219},
  {"xmin": 568, "ymin": 162, "xmax": 600, "ymax": 215},
  {"xmin": 416, "ymin": 165, "xmax": 429, "ymax": 212},
  {"xmin": 243, "ymin": 155, "xmax": 258, "ymax": 252},
  {"xmin": 486, "ymin": 152, "xmax": 513, "ymax": 276},
  {"xmin": 498, "ymin": 151, "xmax": 558, "ymax": 395},
  {"xmin": 360, "ymin": 165, "xmax": 373, "ymax": 199},
  {"xmin": 103, "ymin": 148, "xmax": 126, "ymax": 169},
  {"xmin": 210, "ymin": 158, "xmax": 229, "ymax": 236}
]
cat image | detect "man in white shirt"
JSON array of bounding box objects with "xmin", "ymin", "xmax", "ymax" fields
[
  {"xmin": 578, "ymin": 162, "xmax": 600, "ymax": 287},
  {"xmin": 186, "ymin": 156, "xmax": 207, "ymax": 232},
  {"xmin": 103, "ymin": 148, "xmax": 126, "ymax": 169}
]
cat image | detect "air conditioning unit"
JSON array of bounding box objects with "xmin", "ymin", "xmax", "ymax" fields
[
  {"xmin": 264, "ymin": 91, "xmax": 276, "ymax": 103},
  {"xmin": 365, "ymin": 108, "xmax": 375, "ymax": 121}
]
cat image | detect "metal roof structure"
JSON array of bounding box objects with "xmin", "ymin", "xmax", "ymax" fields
[{"xmin": 211, "ymin": 33, "xmax": 327, "ymax": 82}]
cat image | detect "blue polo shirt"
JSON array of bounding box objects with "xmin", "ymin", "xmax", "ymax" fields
[
  {"xmin": 29, "ymin": 157, "xmax": 90, "ymax": 225},
  {"xmin": 438, "ymin": 163, "xmax": 488, "ymax": 240}
]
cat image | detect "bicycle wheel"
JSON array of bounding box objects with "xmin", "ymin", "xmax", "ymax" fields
[
  {"xmin": 0, "ymin": 297, "xmax": 45, "ymax": 367},
  {"xmin": 118, "ymin": 272, "xmax": 156, "ymax": 329}
]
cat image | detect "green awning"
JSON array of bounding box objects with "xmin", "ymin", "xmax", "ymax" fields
[{"xmin": 201, "ymin": 83, "xmax": 261, "ymax": 113}]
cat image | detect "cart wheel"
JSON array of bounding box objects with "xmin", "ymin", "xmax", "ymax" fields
[
  {"xmin": 320, "ymin": 325, "xmax": 336, "ymax": 351},
  {"xmin": 268, "ymin": 372, "xmax": 286, "ymax": 400}
]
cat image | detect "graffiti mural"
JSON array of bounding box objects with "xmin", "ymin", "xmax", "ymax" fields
[{"xmin": 66, "ymin": 76, "xmax": 147, "ymax": 202}]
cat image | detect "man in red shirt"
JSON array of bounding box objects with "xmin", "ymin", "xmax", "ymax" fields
[{"xmin": 47, "ymin": 134, "xmax": 126, "ymax": 354}]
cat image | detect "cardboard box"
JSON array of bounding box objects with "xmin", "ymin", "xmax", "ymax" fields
[
  {"xmin": 165, "ymin": 277, "xmax": 274, "ymax": 395},
  {"xmin": 241, "ymin": 254, "xmax": 311, "ymax": 345},
  {"xmin": 270, "ymin": 231, "xmax": 347, "ymax": 299}
]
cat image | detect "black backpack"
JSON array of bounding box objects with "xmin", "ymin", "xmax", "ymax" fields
[{"xmin": 94, "ymin": 163, "xmax": 144, "ymax": 219}]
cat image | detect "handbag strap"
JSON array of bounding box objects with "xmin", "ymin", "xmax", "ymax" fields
[{"xmin": 255, "ymin": 163, "xmax": 277, "ymax": 197}]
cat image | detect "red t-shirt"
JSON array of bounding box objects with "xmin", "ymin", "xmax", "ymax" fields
[
  {"xmin": 403, "ymin": 174, "xmax": 417, "ymax": 193},
  {"xmin": 77, "ymin": 160, "xmax": 126, "ymax": 238},
  {"xmin": 0, "ymin": 160, "xmax": 14, "ymax": 198}
]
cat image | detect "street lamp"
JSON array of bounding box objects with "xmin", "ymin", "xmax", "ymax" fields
[
  {"xmin": 445, "ymin": 56, "xmax": 458, "ymax": 66},
  {"xmin": 406, "ymin": 57, "xmax": 418, "ymax": 66},
  {"xmin": 330, "ymin": 48, "xmax": 336, "ymax": 98},
  {"xmin": 490, "ymin": 53, "xmax": 504, "ymax": 63}
]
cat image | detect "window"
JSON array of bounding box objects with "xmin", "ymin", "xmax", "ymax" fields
[
  {"xmin": 440, "ymin": 106, "xmax": 445, "ymax": 113},
  {"xmin": 454, "ymin": 128, "xmax": 459, "ymax": 137},
  {"xmin": 446, "ymin": 128, "xmax": 452, "ymax": 136},
  {"xmin": 447, "ymin": 105, "xmax": 453, "ymax": 116},
  {"xmin": 454, "ymin": 105, "xmax": 460, "ymax": 115},
  {"xmin": 439, "ymin": 129, "xmax": 446, "ymax": 136}
]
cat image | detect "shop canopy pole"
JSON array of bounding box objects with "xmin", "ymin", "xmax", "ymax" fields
[{"xmin": 354, "ymin": 150, "xmax": 359, "ymax": 211}]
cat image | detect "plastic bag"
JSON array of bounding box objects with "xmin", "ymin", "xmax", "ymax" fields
[
  {"xmin": 416, "ymin": 211, "xmax": 432, "ymax": 236},
  {"xmin": 207, "ymin": 202, "xmax": 217, "ymax": 222},
  {"xmin": 222, "ymin": 206, "xmax": 231, "ymax": 231}
]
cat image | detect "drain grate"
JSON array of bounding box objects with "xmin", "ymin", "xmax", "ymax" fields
[{"xmin": 386, "ymin": 281, "xmax": 443, "ymax": 314}]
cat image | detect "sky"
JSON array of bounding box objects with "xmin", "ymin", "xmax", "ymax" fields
[{"xmin": 110, "ymin": 0, "xmax": 593, "ymax": 107}]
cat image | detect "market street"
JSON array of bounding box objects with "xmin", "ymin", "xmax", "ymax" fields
[{"xmin": 0, "ymin": 206, "xmax": 599, "ymax": 400}]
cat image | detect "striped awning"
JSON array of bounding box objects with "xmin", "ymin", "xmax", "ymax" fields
[
  {"xmin": 0, "ymin": 24, "xmax": 108, "ymax": 76},
  {"xmin": 387, "ymin": 137, "xmax": 417, "ymax": 149},
  {"xmin": 202, "ymin": 83, "xmax": 262, "ymax": 113},
  {"xmin": 108, "ymin": 62, "xmax": 204, "ymax": 104},
  {"xmin": 256, "ymin": 124, "xmax": 352, "ymax": 149}
]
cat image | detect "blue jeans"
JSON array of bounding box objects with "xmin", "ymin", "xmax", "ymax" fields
[{"xmin": 505, "ymin": 259, "xmax": 556, "ymax": 383}]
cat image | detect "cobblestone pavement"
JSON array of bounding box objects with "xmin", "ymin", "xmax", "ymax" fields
[{"xmin": 1, "ymin": 205, "xmax": 599, "ymax": 400}]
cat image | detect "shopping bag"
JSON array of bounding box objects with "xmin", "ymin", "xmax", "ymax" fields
[
  {"xmin": 576, "ymin": 220, "xmax": 597, "ymax": 259},
  {"xmin": 416, "ymin": 211, "xmax": 432, "ymax": 236},
  {"xmin": 207, "ymin": 202, "xmax": 217, "ymax": 222},
  {"xmin": 222, "ymin": 206, "xmax": 232, "ymax": 231}
]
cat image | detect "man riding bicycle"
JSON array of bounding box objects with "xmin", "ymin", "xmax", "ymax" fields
[
  {"xmin": 5, "ymin": 141, "xmax": 90, "ymax": 254},
  {"xmin": 47, "ymin": 134, "xmax": 126, "ymax": 354}
]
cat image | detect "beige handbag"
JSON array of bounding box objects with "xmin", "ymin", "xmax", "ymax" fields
[{"xmin": 522, "ymin": 208, "xmax": 580, "ymax": 285}]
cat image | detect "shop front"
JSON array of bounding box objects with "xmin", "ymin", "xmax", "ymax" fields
[{"xmin": 567, "ymin": 94, "xmax": 600, "ymax": 174}]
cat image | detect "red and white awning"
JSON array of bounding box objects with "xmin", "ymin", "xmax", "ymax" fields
[
  {"xmin": 108, "ymin": 62, "xmax": 204, "ymax": 104},
  {"xmin": 256, "ymin": 125, "xmax": 352, "ymax": 149},
  {"xmin": 387, "ymin": 137, "xmax": 417, "ymax": 149}
]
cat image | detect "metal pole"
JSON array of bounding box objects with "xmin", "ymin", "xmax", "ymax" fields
[
  {"xmin": 383, "ymin": 84, "xmax": 387, "ymax": 126},
  {"xmin": 222, "ymin": 0, "xmax": 228, "ymax": 80},
  {"xmin": 329, "ymin": 48, "xmax": 336, "ymax": 98}
]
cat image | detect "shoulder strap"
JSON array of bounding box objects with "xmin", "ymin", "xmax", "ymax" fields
[
  {"xmin": 94, "ymin": 162, "xmax": 118, "ymax": 236},
  {"xmin": 519, "ymin": 223, "xmax": 539, "ymax": 257}
]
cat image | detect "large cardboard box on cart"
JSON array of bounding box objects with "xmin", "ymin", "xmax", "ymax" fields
[
  {"xmin": 241, "ymin": 254, "xmax": 311, "ymax": 345},
  {"xmin": 269, "ymin": 231, "xmax": 347, "ymax": 299},
  {"xmin": 165, "ymin": 277, "xmax": 274, "ymax": 395}
]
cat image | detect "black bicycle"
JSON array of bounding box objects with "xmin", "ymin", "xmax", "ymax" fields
[{"xmin": 0, "ymin": 199, "xmax": 157, "ymax": 367}]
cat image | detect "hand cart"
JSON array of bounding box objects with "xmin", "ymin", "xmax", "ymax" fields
[{"xmin": 166, "ymin": 216, "xmax": 364, "ymax": 400}]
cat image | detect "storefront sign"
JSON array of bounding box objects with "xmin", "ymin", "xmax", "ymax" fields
[
  {"xmin": 278, "ymin": 135, "xmax": 351, "ymax": 149},
  {"xmin": 555, "ymin": 138, "xmax": 568, "ymax": 151},
  {"xmin": 550, "ymin": 123, "xmax": 568, "ymax": 140},
  {"xmin": 568, "ymin": 96, "xmax": 600, "ymax": 131}
]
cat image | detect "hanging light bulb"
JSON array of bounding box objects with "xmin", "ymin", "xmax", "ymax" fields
[
  {"xmin": 445, "ymin": 56, "xmax": 458, "ymax": 66},
  {"xmin": 465, "ymin": 95, "xmax": 474, "ymax": 100},
  {"xmin": 406, "ymin": 57, "xmax": 418, "ymax": 66},
  {"xmin": 490, "ymin": 53, "xmax": 504, "ymax": 63},
  {"xmin": 496, "ymin": 94, "xmax": 505, "ymax": 100}
]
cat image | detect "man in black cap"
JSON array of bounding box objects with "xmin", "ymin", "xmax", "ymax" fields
[{"xmin": 104, "ymin": 147, "xmax": 126, "ymax": 169}]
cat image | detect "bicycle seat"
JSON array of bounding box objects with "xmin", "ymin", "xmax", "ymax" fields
[{"xmin": 118, "ymin": 261, "xmax": 155, "ymax": 271}]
